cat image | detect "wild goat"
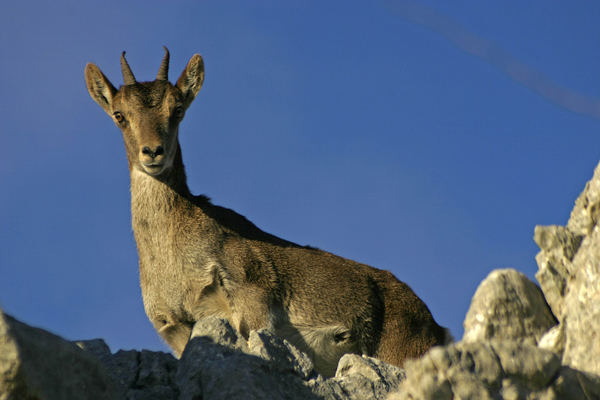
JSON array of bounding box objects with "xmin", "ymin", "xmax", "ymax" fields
[{"xmin": 84, "ymin": 48, "xmax": 449, "ymax": 376}]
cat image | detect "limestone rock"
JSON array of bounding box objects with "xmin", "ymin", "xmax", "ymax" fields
[
  {"xmin": 561, "ymin": 224, "xmax": 600, "ymax": 376},
  {"xmin": 534, "ymin": 162, "xmax": 600, "ymax": 376},
  {"xmin": 176, "ymin": 317, "xmax": 318, "ymax": 400},
  {"xmin": 175, "ymin": 318, "xmax": 407, "ymax": 400},
  {"xmin": 187, "ymin": 315, "xmax": 248, "ymax": 352},
  {"xmin": 2, "ymin": 312, "xmax": 408, "ymax": 400},
  {"xmin": 463, "ymin": 268, "xmax": 556, "ymax": 345},
  {"xmin": 75, "ymin": 338, "xmax": 112, "ymax": 358},
  {"xmin": 335, "ymin": 354, "xmax": 405, "ymax": 384},
  {"xmin": 77, "ymin": 339, "xmax": 179, "ymax": 399},
  {"xmin": 246, "ymin": 325, "xmax": 407, "ymax": 399},
  {"xmin": 0, "ymin": 309, "xmax": 120, "ymax": 400},
  {"xmin": 316, "ymin": 354, "xmax": 405, "ymax": 400},
  {"xmin": 97, "ymin": 350, "xmax": 139, "ymax": 391},
  {"xmin": 534, "ymin": 225, "xmax": 582, "ymax": 318},
  {"xmin": 390, "ymin": 341, "xmax": 600, "ymax": 400},
  {"xmin": 537, "ymin": 324, "xmax": 565, "ymax": 356},
  {"xmin": 566, "ymin": 162, "xmax": 600, "ymax": 237},
  {"xmin": 247, "ymin": 329, "xmax": 316, "ymax": 380}
]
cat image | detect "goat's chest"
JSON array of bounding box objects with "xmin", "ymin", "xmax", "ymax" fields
[
  {"xmin": 133, "ymin": 216, "xmax": 218, "ymax": 317},
  {"xmin": 135, "ymin": 223, "xmax": 185, "ymax": 305}
]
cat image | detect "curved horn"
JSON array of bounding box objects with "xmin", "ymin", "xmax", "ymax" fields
[
  {"xmin": 156, "ymin": 46, "xmax": 170, "ymax": 81},
  {"xmin": 120, "ymin": 51, "xmax": 136, "ymax": 85}
]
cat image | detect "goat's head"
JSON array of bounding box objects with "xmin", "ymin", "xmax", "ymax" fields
[{"xmin": 85, "ymin": 48, "xmax": 204, "ymax": 176}]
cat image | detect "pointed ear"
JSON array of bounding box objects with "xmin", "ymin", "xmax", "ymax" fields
[
  {"xmin": 85, "ymin": 63, "xmax": 117, "ymax": 115},
  {"xmin": 176, "ymin": 54, "xmax": 204, "ymax": 109}
]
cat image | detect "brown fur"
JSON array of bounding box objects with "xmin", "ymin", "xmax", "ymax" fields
[{"xmin": 84, "ymin": 49, "xmax": 449, "ymax": 376}]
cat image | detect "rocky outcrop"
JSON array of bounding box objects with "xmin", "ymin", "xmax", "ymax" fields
[
  {"xmin": 4, "ymin": 163, "xmax": 600, "ymax": 399},
  {"xmin": 387, "ymin": 162, "xmax": 600, "ymax": 399},
  {"xmin": 75, "ymin": 339, "xmax": 178, "ymax": 399},
  {"xmin": 535, "ymin": 162, "xmax": 600, "ymax": 376},
  {"xmin": 462, "ymin": 269, "xmax": 557, "ymax": 345},
  {"xmin": 389, "ymin": 267, "xmax": 600, "ymax": 399},
  {"xmin": 0, "ymin": 311, "xmax": 405, "ymax": 399},
  {"xmin": 175, "ymin": 317, "xmax": 318, "ymax": 400},
  {"xmin": 0, "ymin": 312, "xmax": 120, "ymax": 400},
  {"xmin": 390, "ymin": 341, "xmax": 600, "ymax": 399}
]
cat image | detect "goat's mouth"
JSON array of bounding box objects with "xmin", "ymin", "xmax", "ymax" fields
[{"xmin": 142, "ymin": 162, "xmax": 166, "ymax": 176}]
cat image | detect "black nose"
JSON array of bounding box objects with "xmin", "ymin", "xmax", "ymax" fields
[{"xmin": 142, "ymin": 146, "xmax": 164, "ymax": 158}]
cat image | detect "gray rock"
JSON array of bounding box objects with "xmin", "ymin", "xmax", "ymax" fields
[
  {"xmin": 561, "ymin": 224, "xmax": 600, "ymax": 376},
  {"xmin": 176, "ymin": 317, "xmax": 319, "ymax": 400},
  {"xmin": 534, "ymin": 225, "xmax": 582, "ymax": 318},
  {"xmin": 463, "ymin": 269, "xmax": 557, "ymax": 345},
  {"xmin": 75, "ymin": 338, "xmax": 112, "ymax": 359},
  {"xmin": 314, "ymin": 354, "xmax": 405, "ymax": 400},
  {"xmin": 566, "ymin": 162, "xmax": 600, "ymax": 237},
  {"xmin": 180, "ymin": 321, "xmax": 406, "ymax": 399},
  {"xmin": 101, "ymin": 350, "xmax": 140, "ymax": 390},
  {"xmin": 534, "ymin": 162, "xmax": 600, "ymax": 376},
  {"xmin": 549, "ymin": 366, "xmax": 600, "ymax": 399},
  {"xmin": 391, "ymin": 342, "xmax": 499, "ymax": 400},
  {"xmin": 537, "ymin": 324, "xmax": 565, "ymax": 356},
  {"xmin": 494, "ymin": 340, "xmax": 561, "ymax": 388},
  {"xmin": 0, "ymin": 308, "xmax": 120, "ymax": 400},
  {"xmin": 131, "ymin": 350, "xmax": 179, "ymax": 399},
  {"xmin": 390, "ymin": 341, "xmax": 600, "ymax": 400},
  {"xmin": 335, "ymin": 354, "xmax": 405, "ymax": 384},
  {"xmin": 247, "ymin": 328, "xmax": 316, "ymax": 380},
  {"xmin": 77, "ymin": 339, "xmax": 179, "ymax": 399}
]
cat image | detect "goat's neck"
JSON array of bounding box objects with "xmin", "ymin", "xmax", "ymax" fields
[{"xmin": 129, "ymin": 146, "xmax": 194, "ymax": 235}]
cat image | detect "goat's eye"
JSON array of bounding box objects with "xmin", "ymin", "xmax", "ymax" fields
[
  {"xmin": 173, "ymin": 106, "xmax": 184, "ymax": 118},
  {"xmin": 113, "ymin": 111, "xmax": 125, "ymax": 123}
]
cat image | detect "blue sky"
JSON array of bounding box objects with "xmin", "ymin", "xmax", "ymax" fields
[{"xmin": 1, "ymin": 1, "xmax": 599, "ymax": 353}]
